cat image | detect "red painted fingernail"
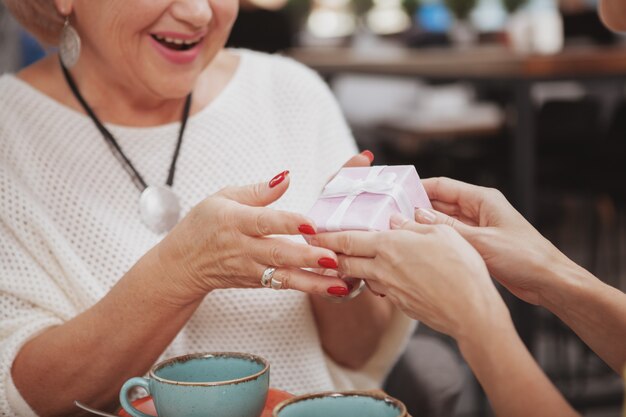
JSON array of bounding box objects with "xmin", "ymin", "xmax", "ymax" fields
[
  {"xmin": 327, "ymin": 286, "xmax": 349, "ymax": 296},
  {"xmin": 298, "ymin": 224, "xmax": 316, "ymax": 235},
  {"xmin": 318, "ymin": 257, "xmax": 338, "ymax": 269},
  {"xmin": 361, "ymin": 150, "xmax": 374, "ymax": 163},
  {"xmin": 269, "ymin": 170, "xmax": 289, "ymax": 188}
]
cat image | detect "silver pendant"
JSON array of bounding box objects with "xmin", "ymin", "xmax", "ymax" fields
[
  {"xmin": 59, "ymin": 18, "xmax": 81, "ymax": 68},
  {"xmin": 139, "ymin": 186, "xmax": 181, "ymax": 234}
]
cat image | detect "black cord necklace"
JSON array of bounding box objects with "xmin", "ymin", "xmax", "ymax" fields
[{"xmin": 60, "ymin": 61, "xmax": 192, "ymax": 234}]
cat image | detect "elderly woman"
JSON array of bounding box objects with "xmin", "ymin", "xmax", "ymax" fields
[{"xmin": 0, "ymin": 1, "xmax": 414, "ymax": 416}]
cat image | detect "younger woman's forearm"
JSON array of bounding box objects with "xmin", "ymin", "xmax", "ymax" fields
[
  {"xmin": 11, "ymin": 246, "xmax": 203, "ymax": 417},
  {"xmin": 538, "ymin": 257, "xmax": 626, "ymax": 373},
  {"xmin": 458, "ymin": 316, "xmax": 579, "ymax": 417}
]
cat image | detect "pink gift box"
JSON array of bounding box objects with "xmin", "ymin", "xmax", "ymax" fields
[{"xmin": 307, "ymin": 165, "xmax": 432, "ymax": 232}]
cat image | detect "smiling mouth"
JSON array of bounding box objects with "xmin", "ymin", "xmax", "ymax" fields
[{"xmin": 151, "ymin": 34, "xmax": 203, "ymax": 51}]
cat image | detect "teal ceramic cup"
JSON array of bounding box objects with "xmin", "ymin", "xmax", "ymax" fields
[
  {"xmin": 273, "ymin": 391, "xmax": 407, "ymax": 417},
  {"xmin": 120, "ymin": 352, "xmax": 270, "ymax": 417}
]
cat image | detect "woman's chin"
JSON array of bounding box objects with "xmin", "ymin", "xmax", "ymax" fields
[
  {"xmin": 140, "ymin": 57, "xmax": 208, "ymax": 98},
  {"xmin": 158, "ymin": 84, "xmax": 196, "ymax": 99},
  {"xmin": 146, "ymin": 76, "xmax": 199, "ymax": 99}
]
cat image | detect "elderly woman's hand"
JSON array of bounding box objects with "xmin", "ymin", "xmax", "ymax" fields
[
  {"xmin": 311, "ymin": 216, "xmax": 509, "ymax": 341},
  {"xmin": 155, "ymin": 171, "xmax": 348, "ymax": 304},
  {"xmin": 417, "ymin": 177, "xmax": 570, "ymax": 306}
]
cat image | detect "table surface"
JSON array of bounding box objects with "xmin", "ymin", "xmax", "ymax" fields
[{"xmin": 288, "ymin": 44, "xmax": 626, "ymax": 80}]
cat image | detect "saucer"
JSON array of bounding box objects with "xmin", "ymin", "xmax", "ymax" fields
[{"xmin": 118, "ymin": 388, "xmax": 293, "ymax": 417}]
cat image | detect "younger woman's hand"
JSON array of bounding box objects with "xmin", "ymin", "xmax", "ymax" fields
[
  {"xmin": 417, "ymin": 177, "xmax": 571, "ymax": 305},
  {"xmin": 311, "ymin": 215, "xmax": 509, "ymax": 341},
  {"xmin": 155, "ymin": 171, "xmax": 349, "ymax": 305}
]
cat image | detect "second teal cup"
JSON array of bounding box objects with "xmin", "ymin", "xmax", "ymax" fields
[
  {"xmin": 273, "ymin": 391, "xmax": 407, "ymax": 417},
  {"xmin": 119, "ymin": 352, "xmax": 270, "ymax": 417}
]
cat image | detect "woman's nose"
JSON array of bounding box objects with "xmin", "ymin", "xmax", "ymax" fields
[{"xmin": 171, "ymin": 0, "xmax": 213, "ymax": 28}]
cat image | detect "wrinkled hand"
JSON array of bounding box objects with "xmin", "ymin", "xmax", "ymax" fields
[
  {"xmin": 416, "ymin": 177, "xmax": 567, "ymax": 305},
  {"xmin": 311, "ymin": 216, "xmax": 507, "ymax": 340},
  {"xmin": 156, "ymin": 171, "xmax": 348, "ymax": 304}
]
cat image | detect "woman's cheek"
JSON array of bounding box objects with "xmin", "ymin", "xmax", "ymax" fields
[{"xmin": 214, "ymin": 0, "xmax": 239, "ymax": 28}]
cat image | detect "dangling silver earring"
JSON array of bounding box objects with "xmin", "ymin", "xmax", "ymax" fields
[{"xmin": 59, "ymin": 16, "xmax": 81, "ymax": 68}]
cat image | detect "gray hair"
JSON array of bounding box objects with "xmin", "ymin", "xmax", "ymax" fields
[{"xmin": 1, "ymin": 0, "xmax": 64, "ymax": 45}]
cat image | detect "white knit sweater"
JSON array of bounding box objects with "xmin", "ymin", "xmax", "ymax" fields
[{"xmin": 0, "ymin": 49, "xmax": 415, "ymax": 416}]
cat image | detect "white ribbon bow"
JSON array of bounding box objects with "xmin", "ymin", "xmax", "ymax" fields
[{"xmin": 320, "ymin": 166, "xmax": 414, "ymax": 231}]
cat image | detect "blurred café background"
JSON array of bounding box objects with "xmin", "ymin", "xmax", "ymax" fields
[{"xmin": 1, "ymin": 0, "xmax": 625, "ymax": 415}]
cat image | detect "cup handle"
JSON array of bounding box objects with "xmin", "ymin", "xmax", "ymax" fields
[{"xmin": 119, "ymin": 377, "xmax": 153, "ymax": 417}]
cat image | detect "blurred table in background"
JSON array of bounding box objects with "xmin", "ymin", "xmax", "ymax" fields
[
  {"xmin": 290, "ymin": 44, "xmax": 626, "ymax": 79},
  {"xmin": 290, "ymin": 44, "xmax": 626, "ymax": 221},
  {"xmin": 290, "ymin": 44, "xmax": 626, "ymax": 349}
]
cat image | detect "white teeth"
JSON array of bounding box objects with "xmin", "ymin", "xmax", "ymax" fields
[{"xmin": 153, "ymin": 34, "xmax": 202, "ymax": 46}]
